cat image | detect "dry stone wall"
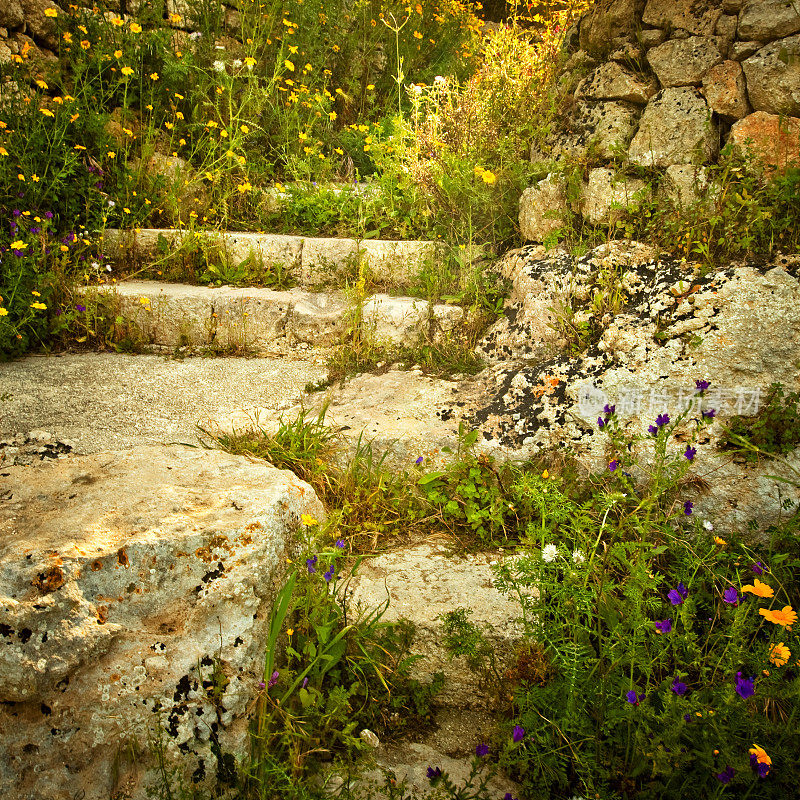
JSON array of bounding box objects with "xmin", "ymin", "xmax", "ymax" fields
[{"xmin": 522, "ymin": 0, "xmax": 800, "ymax": 241}]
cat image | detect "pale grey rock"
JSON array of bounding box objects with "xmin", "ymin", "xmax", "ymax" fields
[
  {"xmin": 702, "ymin": 60, "xmax": 750, "ymax": 118},
  {"xmin": 738, "ymin": 0, "xmax": 800, "ymax": 40},
  {"xmin": 646, "ymin": 36, "xmax": 723, "ymax": 86},
  {"xmin": 608, "ymin": 41, "xmax": 644, "ymax": 62},
  {"xmin": 578, "ymin": 61, "xmax": 658, "ymax": 103},
  {"xmin": 642, "ymin": 0, "xmax": 723, "ymax": 36},
  {"xmin": 300, "ymin": 237, "xmax": 359, "ymax": 285},
  {"xmin": 580, "ymin": 168, "xmax": 649, "ymax": 224},
  {"xmin": 714, "ymin": 13, "xmax": 739, "ymax": 55},
  {"xmin": 347, "ymin": 543, "xmax": 524, "ymax": 707},
  {"xmin": 361, "ymin": 295, "xmax": 466, "ymax": 345},
  {"xmin": 742, "ymin": 35, "xmax": 800, "ymax": 115},
  {"xmin": 0, "ymin": 445, "xmax": 323, "ymax": 800},
  {"xmin": 519, "ymin": 176, "xmax": 568, "ymax": 243},
  {"xmin": 628, "ymin": 88, "xmax": 718, "ymax": 166}
]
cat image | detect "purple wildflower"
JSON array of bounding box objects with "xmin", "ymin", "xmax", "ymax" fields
[
  {"xmin": 475, "ymin": 743, "xmax": 489, "ymax": 757},
  {"xmin": 655, "ymin": 618, "xmax": 672, "ymax": 634},
  {"xmin": 735, "ymin": 672, "xmax": 755, "ymax": 700},
  {"xmin": 323, "ymin": 564, "xmax": 334, "ymax": 583},
  {"xmin": 751, "ymin": 561, "xmax": 764, "ymax": 576},
  {"xmin": 598, "ymin": 417, "xmax": 605, "ymax": 429},
  {"xmin": 426, "ymin": 767, "xmax": 442, "ymax": 781},
  {"xmin": 702, "ymin": 408, "xmax": 716, "ymax": 419},
  {"xmin": 723, "ymin": 587, "xmax": 739, "ymax": 605},
  {"xmin": 716, "ymin": 767, "xmax": 735, "ymax": 784},
  {"xmin": 44, "ymin": 211, "xmax": 53, "ymax": 219},
  {"xmin": 504, "ymin": 795, "xmax": 518, "ymax": 800},
  {"xmin": 684, "ymin": 500, "xmax": 694, "ymax": 515},
  {"xmin": 671, "ymin": 679, "xmax": 687, "ymax": 696},
  {"xmin": 268, "ymin": 670, "xmax": 279, "ymax": 688},
  {"xmin": 302, "ymin": 677, "xmax": 308, "ymax": 689},
  {"xmin": 258, "ymin": 680, "xmax": 266, "ymax": 689},
  {"xmin": 30, "ymin": 226, "xmax": 40, "ymax": 234},
  {"xmin": 603, "ymin": 404, "xmax": 616, "ymax": 414},
  {"xmin": 512, "ymin": 725, "xmax": 525, "ymax": 743},
  {"xmin": 684, "ymin": 446, "xmax": 697, "ymax": 461},
  {"xmin": 695, "ymin": 380, "xmax": 710, "ymax": 392},
  {"xmin": 668, "ymin": 583, "xmax": 688, "ymax": 605},
  {"xmin": 750, "ymin": 753, "xmax": 770, "ymax": 778},
  {"xmin": 684, "ymin": 713, "xmax": 692, "ymax": 722},
  {"xmin": 75, "ymin": 304, "xmax": 86, "ymax": 312},
  {"xmin": 656, "ymin": 413, "xmax": 670, "ymax": 427},
  {"xmin": 415, "ymin": 456, "xmax": 423, "ymax": 465},
  {"xmin": 608, "ymin": 460, "xmax": 619, "ymax": 472},
  {"xmin": 648, "ymin": 424, "xmax": 658, "ymax": 435},
  {"xmin": 335, "ymin": 538, "xmax": 345, "ymax": 548},
  {"xmin": 306, "ymin": 555, "xmax": 317, "ymax": 574},
  {"xmin": 12, "ymin": 209, "xmax": 21, "ymax": 217},
  {"xmin": 625, "ymin": 690, "xmax": 644, "ymax": 705}
]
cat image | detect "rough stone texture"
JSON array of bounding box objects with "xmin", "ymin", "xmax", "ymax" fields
[
  {"xmin": 0, "ymin": 353, "xmax": 326, "ymax": 457},
  {"xmin": 729, "ymin": 111, "xmax": 800, "ymax": 171},
  {"xmin": 659, "ymin": 164, "xmax": 715, "ymax": 208},
  {"xmin": 347, "ymin": 544, "xmax": 524, "ymax": 707},
  {"xmin": 534, "ymin": 100, "xmax": 641, "ymax": 161},
  {"xmin": 742, "ymin": 34, "xmax": 800, "ymax": 115},
  {"xmin": 300, "ymin": 236, "xmax": 359, "ymax": 285},
  {"xmin": 361, "ymin": 295, "xmax": 467, "ymax": 345},
  {"xmin": 702, "ymin": 59, "xmax": 751, "ymax": 118},
  {"xmin": 468, "ymin": 243, "xmax": 800, "ymax": 532},
  {"xmin": 519, "ymin": 176, "xmax": 568, "ymax": 242},
  {"xmin": 639, "ymin": 27, "xmax": 667, "ymax": 48},
  {"xmin": 19, "ymin": 0, "xmax": 60, "ymax": 49},
  {"xmin": 359, "ymin": 239, "xmax": 445, "ymax": 288},
  {"xmin": 0, "ymin": 445, "xmax": 323, "ymax": 800},
  {"xmin": 580, "ymin": 168, "xmax": 649, "ymax": 224},
  {"xmin": 646, "ymin": 36, "xmax": 723, "ymax": 86},
  {"xmin": 628, "ymin": 88, "xmax": 718, "ymax": 166},
  {"xmin": 730, "ymin": 39, "xmax": 761, "ymax": 60},
  {"xmin": 715, "ymin": 13, "xmax": 739, "ymax": 55},
  {"xmin": 577, "ymin": 61, "xmax": 658, "ymax": 104},
  {"xmin": 738, "ymin": 0, "xmax": 800, "ymax": 41},
  {"xmin": 641, "ymin": 0, "xmax": 724, "ymax": 37},
  {"xmin": 722, "ymin": 0, "xmax": 743, "ymax": 11},
  {"xmin": 0, "ymin": 0, "xmax": 24, "ymax": 28},
  {"xmin": 579, "ymin": 0, "xmax": 646, "ymax": 57}
]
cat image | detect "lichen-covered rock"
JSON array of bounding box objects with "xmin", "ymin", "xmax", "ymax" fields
[
  {"xmin": 466, "ymin": 243, "xmax": 800, "ymax": 532},
  {"xmin": 646, "ymin": 36, "xmax": 723, "ymax": 86},
  {"xmin": 742, "ymin": 34, "xmax": 800, "ymax": 115},
  {"xmin": 737, "ymin": 0, "xmax": 800, "ymax": 41},
  {"xmin": 0, "ymin": 0, "xmax": 24, "ymax": 28},
  {"xmin": 658, "ymin": 164, "xmax": 715, "ymax": 208},
  {"xmin": 702, "ymin": 60, "xmax": 750, "ymax": 118},
  {"xmin": 519, "ymin": 175, "xmax": 568, "ymax": 242},
  {"xmin": 19, "ymin": 0, "xmax": 60, "ymax": 49},
  {"xmin": 729, "ymin": 111, "xmax": 800, "ymax": 172},
  {"xmin": 714, "ymin": 13, "xmax": 739, "ymax": 55},
  {"xmin": 628, "ymin": 88, "xmax": 718, "ymax": 166},
  {"xmin": 641, "ymin": 0, "xmax": 724, "ymax": 37},
  {"xmin": 580, "ymin": 168, "xmax": 649, "ymax": 224},
  {"xmin": 0, "ymin": 445, "xmax": 323, "ymax": 800},
  {"xmin": 577, "ymin": 61, "xmax": 658, "ymax": 104}
]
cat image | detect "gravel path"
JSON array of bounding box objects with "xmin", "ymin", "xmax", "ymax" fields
[{"xmin": 0, "ymin": 352, "xmax": 327, "ymax": 454}]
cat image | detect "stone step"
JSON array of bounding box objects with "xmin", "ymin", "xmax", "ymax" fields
[
  {"xmin": 81, "ymin": 280, "xmax": 468, "ymax": 354},
  {"xmin": 102, "ymin": 228, "xmax": 445, "ymax": 291}
]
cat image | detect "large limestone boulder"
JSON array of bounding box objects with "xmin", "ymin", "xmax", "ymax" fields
[
  {"xmin": 628, "ymin": 87, "xmax": 718, "ymax": 166},
  {"xmin": 729, "ymin": 111, "xmax": 800, "ymax": 172},
  {"xmin": 19, "ymin": 0, "xmax": 60, "ymax": 49},
  {"xmin": 580, "ymin": 168, "xmax": 649, "ymax": 225},
  {"xmin": 646, "ymin": 36, "xmax": 723, "ymax": 86},
  {"xmin": 742, "ymin": 34, "xmax": 800, "ymax": 116},
  {"xmin": 0, "ymin": 0, "xmax": 24, "ymax": 28},
  {"xmin": 0, "ymin": 445, "xmax": 323, "ymax": 800},
  {"xmin": 467, "ymin": 243, "xmax": 800, "ymax": 532},
  {"xmin": 737, "ymin": 0, "xmax": 800, "ymax": 41}
]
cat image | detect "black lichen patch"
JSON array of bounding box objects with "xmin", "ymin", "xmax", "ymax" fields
[{"xmin": 195, "ymin": 562, "xmax": 225, "ymax": 594}]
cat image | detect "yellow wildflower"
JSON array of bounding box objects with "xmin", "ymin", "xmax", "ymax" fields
[
  {"xmin": 240, "ymin": 124, "xmax": 249, "ymax": 133},
  {"xmin": 301, "ymin": 514, "xmax": 318, "ymax": 526},
  {"xmin": 714, "ymin": 536, "xmax": 727, "ymax": 546},
  {"xmin": 742, "ymin": 579, "xmax": 774, "ymax": 598},
  {"xmin": 130, "ymin": 23, "xmax": 142, "ymax": 33},
  {"xmin": 40, "ymin": 108, "xmax": 55, "ymax": 117},
  {"xmin": 244, "ymin": 57, "xmax": 256, "ymax": 67},
  {"xmin": 121, "ymin": 66, "xmax": 133, "ymax": 76},
  {"xmin": 31, "ymin": 174, "xmax": 40, "ymax": 182},
  {"xmin": 80, "ymin": 40, "xmax": 90, "ymax": 50},
  {"xmin": 237, "ymin": 181, "xmax": 252, "ymax": 192},
  {"xmin": 63, "ymin": 32, "xmax": 72, "ymax": 43},
  {"xmin": 36, "ymin": 79, "xmax": 48, "ymax": 89},
  {"xmin": 328, "ymin": 111, "xmax": 336, "ymax": 121},
  {"xmin": 0, "ymin": 308, "xmax": 7, "ymax": 316},
  {"xmin": 31, "ymin": 290, "xmax": 41, "ymax": 297},
  {"xmin": 284, "ymin": 59, "xmax": 294, "ymax": 71},
  {"xmin": 45, "ymin": 7, "xmax": 58, "ymax": 17},
  {"xmin": 0, "ymin": 147, "xmax": 8, "ymax": 156},
  {"xmin": 10, "ymin": 241, "xmax": 27, "ymax": 249},
  {"xmin": 150, "ymin": 72, "xmax": 159, "ymax": 81},
  {"xmin": 31, "ymin": 302, "xmax": 47, "ymax": 310},
  {"xmin": 769, "ymin": 642, "xmax": 790, "ymax": 667},
  {"xmin": 107, "ymin": 151, "xmax": 116, "ymax": 158},
  {"xmin": 759, "ymin": 606, "xmax": 797, "ymax": 628}
]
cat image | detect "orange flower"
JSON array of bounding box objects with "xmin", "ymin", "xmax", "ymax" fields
[
  {"xmin": 769, "ymin": 642, "xmax": 790, "ymax": 667},
  {"xmin": 749, "ymin": 744, "xmax": 771, "ymax": 769},
  {"xmin": 742, "ymin": 579, "xmax": 774, "ymax": 598},
  {"xmin": 759, "ymin": 606, "xmax": 797, "ymax": 628}
]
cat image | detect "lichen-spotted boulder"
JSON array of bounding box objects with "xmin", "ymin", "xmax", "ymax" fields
[{"xmin": 0, "ymin": 445, "xmax": 323, "ymax": 800}]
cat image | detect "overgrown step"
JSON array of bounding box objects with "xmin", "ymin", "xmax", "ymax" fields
[
  {"xmin": 81, "ymin": 280, "xmax": 467, "ymax": 353},
  {"xmin": 103, "ymin": 228, "xmax": 445, "ymax": 290}
]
